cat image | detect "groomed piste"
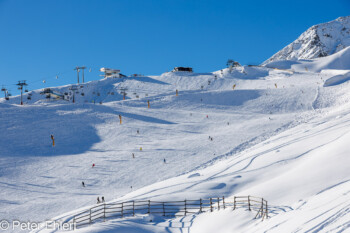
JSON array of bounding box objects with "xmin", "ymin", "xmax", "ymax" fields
[{"xmin": 1, "ymin": 48, "xmax": 350, "ymax": 233}]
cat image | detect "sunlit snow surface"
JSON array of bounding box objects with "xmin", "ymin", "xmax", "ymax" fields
[{"xmin": 1, "ymin": 50, "xmax": 350, "ymax": 232}]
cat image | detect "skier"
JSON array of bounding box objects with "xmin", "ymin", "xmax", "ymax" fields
[
  {"xmin": 102, "ymin": 196, "xmax": 105, "ymax": 203},
  {"xmin": 97, "ymin": 197, "xmax": 100, "ymax": 204},
  {"xmin": 137, "ymin": 129, "xmax": 139, "ymax": 134},
  {"xmin": 92, "ymin": 163, "xmax": 95, "ymax": 168},
  {"xmin": 163, "ymin": 158, "xmax": 166, "ymax": 164},
  {"xmin": 50, "ymin": 134, "xmax": 55, "ymax": 147},
  {"xmin": 206, "ymin": 115, "xmax": 208, "ymax": 118},
  {"xmin": 82, "ymin": 181, "xmax": 85, "ymax": 187},
  {"xmin": 132, "ymin": 153, "xmax": 135, "ymax": 158}
]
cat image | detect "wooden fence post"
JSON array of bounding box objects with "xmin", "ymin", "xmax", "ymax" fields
[
  {"xmin": 248, "ymin": 195, "xmax": 251, "ymax": 211},
  {"xmin": 223, "ymin": 196, "xmax": 225, "ymax": 209},
  {"xmin": 234, "ymin": 197, "xmax": 236, "ymax": 210},
  {"xmin": 217, "ymin": 197, "xmax": 220, "ymax": 210},
  {"xmin": 163, "ymin": 202, "xmax": 165, "ymax": 216},
  {"xmin": 210, "ymin": 198, "xmax": 213, "ymax": 212},
  {"xmin": 133, "ymin": 201, "xmax": 135, "ymax": 216},
  {"xmin": 265, "ymin": 201, "xmax": 268, "ymax": 218},
  {"xmin": 199, "ymin": 199, "xmax": 202, "ymax": 213},
  {"xmin": 89, "ymin": 209, "xmax": 92, "ymax": 224},
  {"xmin": 104, "ymin": 203, "xmax": 106, "ymax": 221},
  {"xmin": 261, "ymin": 198, "xmax": 264, "ymax": 219},
  {"xmin": 148, "ymin": 200, "xmax": 151, "ymax": 214},
  {"xmin": 121, "ymin": 203, "xmax": 124, "ymax": 218},
  {"xmin": 184, "ymin": 200, "xmax": 187, "ymax": 216}
]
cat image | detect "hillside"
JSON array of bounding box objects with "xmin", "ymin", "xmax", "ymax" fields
[
  {"xmin": 263, "ymin": 16, "xmax": 350, "ymax": 64},
  {"xmin": 1, "ymin": 54, "xmax": 350, "ymax": 233}
]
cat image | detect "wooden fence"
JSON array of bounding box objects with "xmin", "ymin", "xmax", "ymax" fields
[{"xmin": 70, "ymin": 195, "xmax": 268, "ymax": 229}]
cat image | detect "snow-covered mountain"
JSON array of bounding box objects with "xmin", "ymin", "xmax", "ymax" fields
[{"xmin": 263, "ymin": 16, "xmax": 350, "ymax": 64}]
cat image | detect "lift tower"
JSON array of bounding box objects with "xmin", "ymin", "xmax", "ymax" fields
[{"xmin": 16, "ymin": 81, "xmax": 28, "ymax": 105}]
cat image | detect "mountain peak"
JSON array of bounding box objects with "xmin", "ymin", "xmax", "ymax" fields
[{"xmin": 263, "ymin": 16, "xmax": 350, "ymax": 65}]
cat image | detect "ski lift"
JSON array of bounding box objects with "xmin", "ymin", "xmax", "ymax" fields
[
  {"xmin": 43, "ymin": 80, "xmax": 46, "ymax": 83},
  {"xmin": 89, "ymin": 68, "xmax": 92, "ymax": 72},
  {"xmin": 56, "ymin": 75, "xmax": 58, "ymax": 79}
]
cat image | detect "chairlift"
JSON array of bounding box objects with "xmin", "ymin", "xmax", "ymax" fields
[{"xmin": 43, "ymin": 80, "xmax": 46, "ymax": 83}]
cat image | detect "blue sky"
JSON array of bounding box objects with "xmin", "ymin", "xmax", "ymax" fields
[{"xmin": 0, "ymin": 0, "xmax": 349, "ymax": 95}]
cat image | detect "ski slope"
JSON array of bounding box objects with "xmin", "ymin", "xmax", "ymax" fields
[{"xmin": 1, "ymin": 50, "xmax": 350, "ymax": 232}]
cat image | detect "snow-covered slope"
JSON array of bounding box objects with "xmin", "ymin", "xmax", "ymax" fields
[
  {"xmin": 1, "ymin": 52, "xmax": 350, "ymax": 233},
  {"xmin": 263, "ymin": 16, "xmax": 350, "ymax": 64},
  {"xmin": 265, "ymin": 46, "xmax": 350, "ymax": 73}
]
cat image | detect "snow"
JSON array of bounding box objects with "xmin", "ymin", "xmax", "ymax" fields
[
  {"xmin": 1, "ymin": 41, "xmax": 350, "ymax": 233},
  {"xmin": 263, "ymin": 16, "xmax": 350, "ymax": 64}
]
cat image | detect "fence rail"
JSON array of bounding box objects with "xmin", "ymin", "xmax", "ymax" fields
[{"xmin": 70, "ymin": 195, "xmax": 268, "ymax": 229}]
